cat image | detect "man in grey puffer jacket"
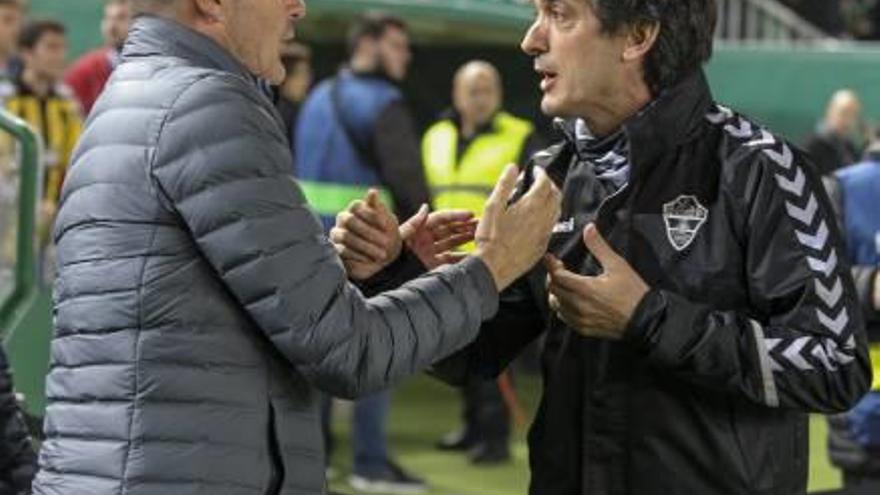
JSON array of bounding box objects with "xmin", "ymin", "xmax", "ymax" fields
[{"xmin": 30, "ymin": 1, "xmax": 561, "ymax": 494}]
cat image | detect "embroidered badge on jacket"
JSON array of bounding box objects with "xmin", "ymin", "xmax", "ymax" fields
[{"xmin": 663, "ymin": 195, "xmax": 708, "ymax": 251}]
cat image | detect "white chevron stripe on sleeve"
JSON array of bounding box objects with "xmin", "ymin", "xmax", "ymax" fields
[
  {"xmin": 815, "ymin": 278, "xmax": 843, "ymax": 309},
  {"xmin": 706, "ymin": 105, "xmax": 734, "ymax": 124},
  {"xmin": 807, "ymin": 249, "xmax": 838, "ymax": 278},
  {"xmin": 725, "ymin": 118, "xmax": 754, "ymax": 139},
  {"xmin": 776, "ymin": 167, "xmax": 806, "ymax": 197},
  {"xmin": 746, "ymin": 129, "xmax": 775, "ymax": 148},
  {"xmin": 782, "ymin": 337, "xmax": 813, "ymax": 370},
  {"xmin": 812, "ymin": 343, "xmax": 837, "ymax": 371},
  {"xmin": 795, "ymin": 220, "xmax": 829, "ymax": 251},
  {"xmin": 825, "ymin": 340, "xmax": 856, "ymax": 365},
  {"xmin": 785, "ymin": 195, "xmax": 818, "ymax": 227},
  {"xmin": 764, "ymin": 338, "xmax": 785, "ymax": 373},
  {"xmin": 764, "ymin": 144, "xmax": 794, "ymax": 170},
  {"xmin": 816, "ymin": 308, "xmax": 850, "ymax": 336}
]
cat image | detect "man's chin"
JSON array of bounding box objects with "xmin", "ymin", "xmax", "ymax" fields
[
  {"xmin": 540, "ymin": 97, "xmax": 565, "ymax": 118},
  {"xmin": 265, "ymin": 63, "xmax": 286, "ymax": 85}
]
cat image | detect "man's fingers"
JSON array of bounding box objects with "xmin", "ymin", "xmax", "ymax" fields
[
  {"xmin": 425, "ymin": 210, "xmax": 475, "ymax": 229},
  {"xmin": 521, "ymin": 167, "xmax": 560, "ymax": 205},
  {"xmin": 348, "ymin": 200, "xmax": 385, "ymax": 230},
  {"xmin": 433, "ymin": 232, "xmax": 475, "ymax": 253},
  {"xmin": 544, "ymin": 254, "xmax": 565, "ymax": 274},
  {"xmin": 338, "ymin": 246, "xmax": 373, "ymax": 264},
  {"xmin": 582, "ymin": 223, "xmax": 621, "ymax": 270},
  {"xmin": 485, "ymin": 164, "xmax": 519, "ymax": 214},
  {"xmin": 545, "ymin": 254, "xmax": 596, "ymax": 297},
  {"xmin": 430, "ymin": 220, "xmax": 477, "ymax": 240},
  {"xmin": 333, "ymin": 238, "xmax": 373, "ymax": 264},
  {"xmin": 329, "ymin": 226, "xmax": 388, "ymax": 262},
  {"xmin": 336, "ymin": 212, "xmax": 392, "ymax": 249},
  {"xmin": 400, "ymin": 204, "xmax": 430, "ymax": 240}
]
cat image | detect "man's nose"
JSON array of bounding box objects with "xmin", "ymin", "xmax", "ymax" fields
[
  {"xmin": 521, "ymin": 19, "xmax": 547, "ymax": 56},
  {"xmin": 288, "ymin": 0, "xmax": 307, "ymax": 20}
]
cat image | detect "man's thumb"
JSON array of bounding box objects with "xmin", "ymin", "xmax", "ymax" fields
[
  {"xmin": 583, "ymin": 223, "xmax": 619, "ymax": 268},
  {"xmin": 486, "ymin": 164, "xmax": 519, "ymax": 210},
  {"xmin": 400, "ymin": 204, "xmax": 429, "ymax": 239},
  {"xmin": 365, "ymin": 189, "xmax": 380, "ymax": 208}
]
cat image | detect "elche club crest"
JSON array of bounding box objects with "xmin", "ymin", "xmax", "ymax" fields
[{"xmin": 663, "ymin": 195, "xmax": 708, "ymax": 251}]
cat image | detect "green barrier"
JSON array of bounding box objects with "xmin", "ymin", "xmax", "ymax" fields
[
  {"xmin": 0, "ymin": 109, "xmax": 52, "ymax": 417},
  {"xmin": 0, "ymin": 110, "xmax": 40, "ymax": 328}
]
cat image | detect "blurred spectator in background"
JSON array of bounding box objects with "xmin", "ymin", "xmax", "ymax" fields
[
  {"xmin": 841, "ymin": 0, "xmax": 880, "ymax": 39},
  {"xmin": 0, "ymin": 345, "xmax": 37, "ymax": 495},
  {"xmin": 425, "ymin": 60, "xmax": 540, "ymax": 465},
  {"xmin": 824, "ymin": 133, "xmax": 880, "ymax": 495},
  {"xmin": 295, "ymin": 12, "xmax": 431, "ymax": 494},
  {"xmin": 64, "ymin": 0, "xmax": 131, "ymax": 115},
  {"xmin": 277, "ymin": 41, "xmax": 312, "ymax": 146},
  {"xmin": 1, "ymin": 19, "xmax": 82, "ymax": 247},
  {"xmin": 804, "ymin": 89, "xmax": 864, "ymax": 176},
  {"xmin": 0, "ymin": 0, "xmax": 21, "ymax": 78}
]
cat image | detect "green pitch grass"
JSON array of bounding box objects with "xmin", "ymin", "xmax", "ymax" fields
[{"xmin": 328, "ymin": 375, "xmax": 842, "ymax": 495}]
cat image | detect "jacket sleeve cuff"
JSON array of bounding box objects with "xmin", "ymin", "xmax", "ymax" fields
[
  {"xmin": 623, "ymin": 288, "xmax": 668, "ymax": 352},
  {"xmin": 355, "ymin": 248, "xmax": 427, "ymax": 297},
  {"xmin": 457, "ymin": 256, "xmax": 500, "ymax": 321},
  {"xmin": 623, "ymin": 289, "xmax": 705, "ymax": 368}
]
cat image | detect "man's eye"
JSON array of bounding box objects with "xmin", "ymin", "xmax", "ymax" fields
[{"xmin": 551, "ymin": 7, "xmax": 567, "ymax": 21}]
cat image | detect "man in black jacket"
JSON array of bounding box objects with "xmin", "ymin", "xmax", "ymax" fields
[
  {"xmin": 333, "ymin": 0, "xmax": 872, "ymax": 494},
  {"xmin": 0, "ymin": 345, "xmax": 36, "ymax": 495}
]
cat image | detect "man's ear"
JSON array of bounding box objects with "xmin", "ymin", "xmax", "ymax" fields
[
  {"xmin": 193, "ymin": 0, "xmax": 224, "ymax": 23},
  {"xmin": 622, "ymin": 21, "xmax": 660, "ymax": 63}
]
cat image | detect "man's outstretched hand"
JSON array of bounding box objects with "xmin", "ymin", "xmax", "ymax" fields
[{"xmin": 330, "ymin": 190, "xmax": 478, "ymax": 281}]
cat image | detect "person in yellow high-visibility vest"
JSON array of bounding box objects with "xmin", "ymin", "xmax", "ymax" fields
[{"xmin": 424, "ymin": 60, "xmax": 543, "ymax": 465}]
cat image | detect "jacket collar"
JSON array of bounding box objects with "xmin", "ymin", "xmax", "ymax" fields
[
  {"xmin": 623, "ymin": 70, "xmax": 714, "ymax": 169},
  {"xmin": 559, "ymin": 70, "xmax": 714, "ymax": 172},
  {"xmin": 122, "ymin": 15, "xmax": 255, "ymax": 83}
]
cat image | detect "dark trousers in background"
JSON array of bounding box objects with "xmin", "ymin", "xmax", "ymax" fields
[
  {"xmin": 462, "ymin": 374, "xmax": 510, "ymax": 449},
  {"xmin": 321, "ymin": 390, "xmax": 392, "ymax": 476}
]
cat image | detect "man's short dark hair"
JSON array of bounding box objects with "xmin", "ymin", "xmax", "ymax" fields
[
  {"xmin": 346, "ymin": 12, "xmax": 407, "ymax": 57},
  {"xmin": 591, "ymin": 0, "xmax": 717, "ymax": 95},
  {"xmin": 19, "ymin": 19, "xmax": 66, "ymax": 51},
  {"xmin": 0, "ymin": 0, "xmax": 22, "ymax": 9}
]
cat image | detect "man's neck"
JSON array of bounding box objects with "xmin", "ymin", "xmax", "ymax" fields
[
  {"xmin": 21, "ymin": 69, "xmax": 52, "ymax": 97},
  {"xmin": 460, "ymin": 118, "xmax": 477, "ymax": 139},
  {"xmin": 581, "ymin": 79, "xmax": 653, "ymax": 138}
]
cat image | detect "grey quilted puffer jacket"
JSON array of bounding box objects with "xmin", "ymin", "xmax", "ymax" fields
[{"xmin": 32, "ymin": 16, "xmax": 499, "ymax": 495}]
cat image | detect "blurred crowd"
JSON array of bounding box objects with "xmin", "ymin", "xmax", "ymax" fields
[
  {"xmin": 781, "ymin": 0, "xmax": 880, "ymax": 39},
  {"xmin": 0, "ymin": 1, "xmax": 879, "ymax": 495}
]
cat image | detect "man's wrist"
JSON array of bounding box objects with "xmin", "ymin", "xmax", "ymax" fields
[{"xmin": 473, "ymin": 247, "xmax": 510, "ymax": 292}]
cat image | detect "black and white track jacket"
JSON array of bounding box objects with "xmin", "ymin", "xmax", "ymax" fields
[{"xmin": 434, "ymin": 70, "xmax": 872, "ymax": 495}]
